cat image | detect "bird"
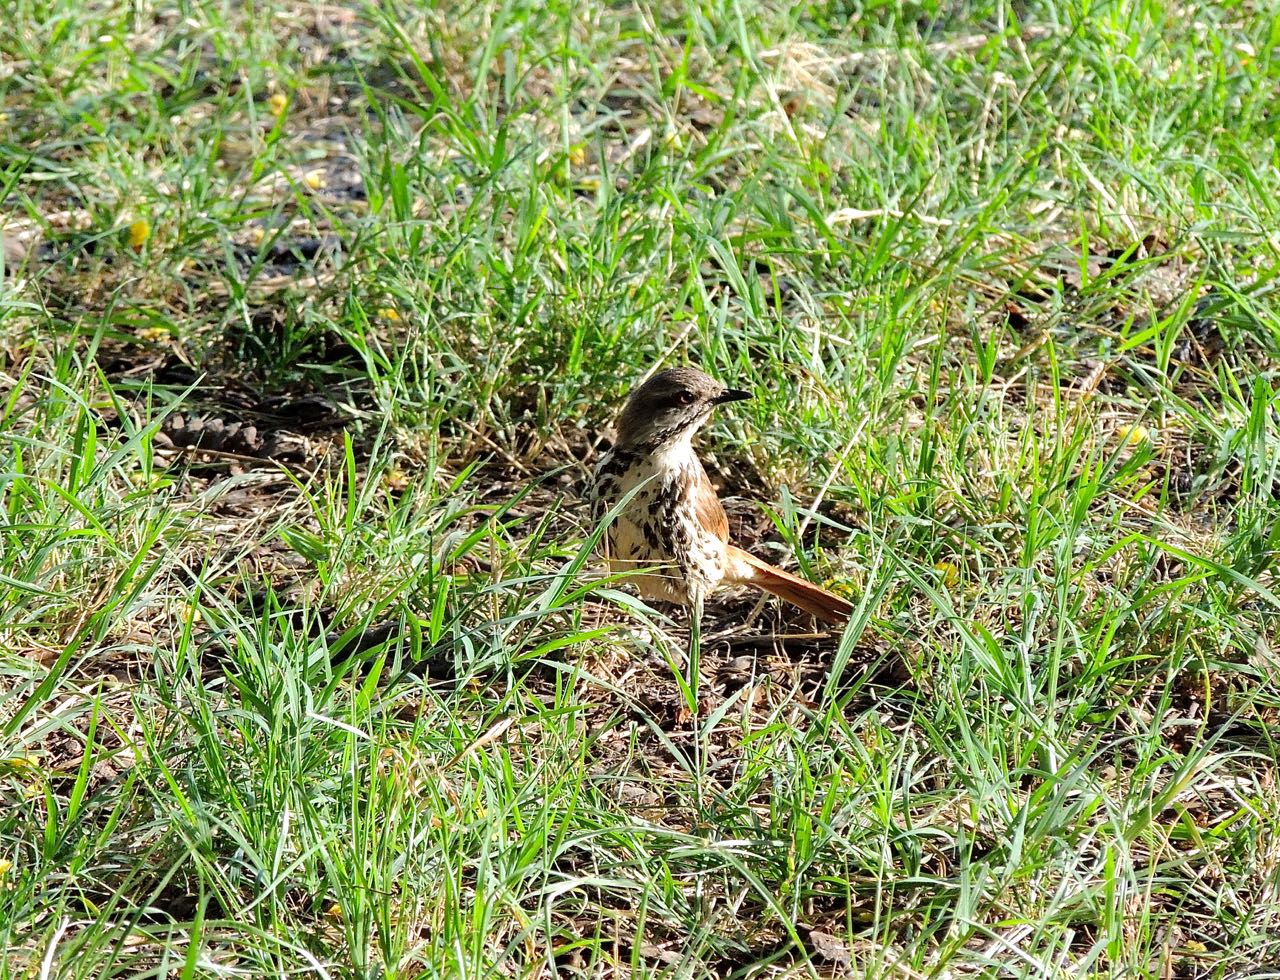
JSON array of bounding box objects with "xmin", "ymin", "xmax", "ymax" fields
[{"xmin": 591, "ymin": 366, "xmax": 852, "ymax": 626}]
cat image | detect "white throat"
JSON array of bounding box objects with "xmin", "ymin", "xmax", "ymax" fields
[{"xmin": 647, "ymin": 430, "xmax": 699, "ymax": 472}]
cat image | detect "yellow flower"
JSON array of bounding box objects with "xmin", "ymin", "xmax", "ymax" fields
[
  {"xmin": 128, "ymin": 219, "xmax": 150, "ymax": 250},
  {"xmin": 375, "ymin": 307, "xmax": 401, "ymax": 322},
  {"xmin": 0, "ymin": 756, "xmax": 39, "ymax": 777},
  {"xmin": 383, "ymin": 467, "xmax": 409, "ymax": 492},
  {"xmin": 302, "ymin": 169, "xmax": 326, "ymax": 190},
  {"xmin": 268, "ymin": 92, "xmax": 289, "ymax": 115},
  {"xmin": 1116, "ymin": 423, "xmax": 1150, "ymax": 447},
  {"xmin": 568, "ymin": 144, "xmax": 587, "ymax": 167},
  {"xmin": 933, "ymin": 561, "xmax": 959, "ymax": 588}
]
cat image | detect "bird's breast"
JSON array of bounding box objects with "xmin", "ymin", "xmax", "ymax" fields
[{"xmin": 592, "ymin": 446, "xmax": 727, "ymax": 604}]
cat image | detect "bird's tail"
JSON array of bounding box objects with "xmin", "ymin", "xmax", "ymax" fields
[{"xmin": 724, "ymin": 545, "xmax": 853, "ymax": 626}]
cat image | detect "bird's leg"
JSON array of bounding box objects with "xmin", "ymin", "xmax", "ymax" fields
[
  {"xmin": 688, "ymin": 591, "xmax": 705, "ymax": 810},
  {"xmin": 687, "ymin": 593, "xmax": 703, "ymax": 706}
]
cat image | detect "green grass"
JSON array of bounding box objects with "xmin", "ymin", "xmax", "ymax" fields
[{"xmin": 3, "ymin": 0, "xmax": 1280, "ymax": 975}]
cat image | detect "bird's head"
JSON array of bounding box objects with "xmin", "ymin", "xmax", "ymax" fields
[{"xmin": 614, "ymin": 367, "xmax": 751, "ymax": 450}]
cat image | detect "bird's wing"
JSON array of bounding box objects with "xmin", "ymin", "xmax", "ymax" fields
[{"xmin": 692, "ymin": 464, "xmax": 729, "ymax": 543}]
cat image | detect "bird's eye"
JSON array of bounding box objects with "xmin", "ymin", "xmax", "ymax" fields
[{"xmin": 674, "ymin": 391, "xmax": 695, "ymax": 406}]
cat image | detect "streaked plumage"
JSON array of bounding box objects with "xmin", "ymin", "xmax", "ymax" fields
[{"xmin": 591, "ymin": 367, "xmax": 851, "ymax": 624}]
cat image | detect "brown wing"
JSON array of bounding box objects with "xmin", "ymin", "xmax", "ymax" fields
[{"xmin": 692, "ymin": 464, "xmax": 729, "ymax": 543}]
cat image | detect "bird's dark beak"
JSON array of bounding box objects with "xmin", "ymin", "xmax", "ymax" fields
[{"xmin": 716, "ymin": 388, "xmax": 752, "ymax": 404}]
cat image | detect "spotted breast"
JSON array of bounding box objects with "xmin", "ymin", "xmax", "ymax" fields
[{"xmin": 591, "ymin": 439, "xmax": 729, "ymax": 608}]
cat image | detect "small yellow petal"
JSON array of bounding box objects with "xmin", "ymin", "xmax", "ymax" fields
[
  {"xmin": 128, "ymin": 219, "xmax": 150, "ymax": 250},
  {"xmin": 568, "ymin": 144, "xmax": 587, "ymax": 167},
  {"xmin": 302, "ymin": 169, "xmax": 325, "ymax": 190},
  {"xmin": 0, "ymin": 858, "xmax": 12, "ymax": 876},
  {"xmin": 1, "ymin": 756, "xmax": 40, "ymax": 777},
  {"xmin": 324, "ymin": 902, "xmax": 343, "ymax": 921},
  {"xmin": 933, "ymin": 561, "xmax": 959, "ymax": 588},
  {"xmin": 375, "ymin": 307, "xmax": 401, "ymax": 322},
  {"xmin": 1116, "ymin": 423, "xmax": 1150, "ymax": 447},
  {"xmin": 383, "ymin": 466, "xmax": 409, "ymax": 491},
  {"xmin": 827, "ymin": 580, "xmax": 857, "ymax": 601},
  {"xmin": 268, "ymin": 92, "xmax": 288, "ymax": 115}
]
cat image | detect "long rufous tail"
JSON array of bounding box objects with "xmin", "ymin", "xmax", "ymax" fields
[{"xmin": 724, "ymin": 545, "xmax": 853, "ymax": 625}]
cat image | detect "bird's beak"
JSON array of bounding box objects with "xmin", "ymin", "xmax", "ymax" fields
[{"xmin": 716, "ymin": 388, "xmax": 752, "ymax": 403}]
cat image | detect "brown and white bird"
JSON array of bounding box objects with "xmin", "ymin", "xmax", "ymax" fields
[{"xmin": 592, "ymin": 367, "xmax": 852, "ymax": 625}]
